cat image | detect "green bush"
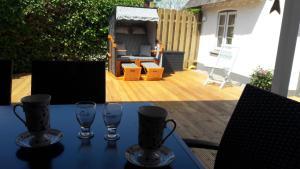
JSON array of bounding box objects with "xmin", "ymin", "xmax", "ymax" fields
[
  {"xmin": 249, "ymin": 66, "xmax": 273, "ymax": 91},
  {"xmin": 0, "ymin": 0, "xmax": 144, "ymax": 73},
  {"xmin": 187, "ymin": 8, "xmax": 201, "ymax": 15}
]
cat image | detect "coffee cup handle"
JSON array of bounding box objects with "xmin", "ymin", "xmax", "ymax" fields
[
  {"xmin": 160, "ymin": 119, "xmax": 177, "ymax": 145},
  {"xmin": 13, "ymin": 104, "xmax": 27, "ymax": 126}
]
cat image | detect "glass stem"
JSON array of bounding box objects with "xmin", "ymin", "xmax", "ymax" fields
[
  {"xmin": 107, "ymin": 127, "xmax": 116, "ymax": 136},
  {"xmin": 81, "ymin": 127, "xmax": 90, "ymax": 135}
]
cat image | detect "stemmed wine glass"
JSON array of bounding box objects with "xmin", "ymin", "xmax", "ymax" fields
[
  {"xmin": 75, "ymin": 101, "xmax": 96, "ymax": 139},
  {"xmin": 102, "ymin": 103, "xmax": 123, "ymax": 141}
]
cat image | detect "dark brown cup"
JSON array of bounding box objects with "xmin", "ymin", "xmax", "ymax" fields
[
  {"xmin": 138, "ymin": 106, "xmax": 176, "ymax": 150},
  {"xmin": 13, "ymin": 94, "xmax": 51, "ymax": 133}
]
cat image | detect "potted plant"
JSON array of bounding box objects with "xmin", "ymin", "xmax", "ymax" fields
[{"xmin": 249, "ymin": 66, "xmax": 273, "ymax": 91}]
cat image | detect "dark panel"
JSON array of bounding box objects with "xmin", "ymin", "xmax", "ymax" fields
[
  {"xmin": 163, "ymin": 51, "xmax": 184, "ymax": 74},
  {"xmin": 0, "ymin": 60, "xmax": 12, "ymax": 105},
  {"xmin": 31, "ymin": 61, "xmax": 106, "ymax": 104}
]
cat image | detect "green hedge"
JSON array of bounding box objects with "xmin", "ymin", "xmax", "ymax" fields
[{"xmin": 0, "ymin": 0, "xmax": 144, "ymax": 73}]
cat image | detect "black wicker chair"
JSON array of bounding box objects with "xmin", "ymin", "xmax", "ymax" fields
[
  {"xmin": 32, "ymin": 61, "xmax": 106, "ymax": 104},
  {"xmin": 184, "ymin": 84, "xmax": 300, "ymax": 169},
  {"xmin": 0, "ymin": 60, "xmax": 12, "ymax": 105}
]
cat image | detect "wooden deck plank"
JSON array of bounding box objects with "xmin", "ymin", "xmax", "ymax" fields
[{"xmin": 11, "ymin": 70, "xmax": 300, "ymax": 169}]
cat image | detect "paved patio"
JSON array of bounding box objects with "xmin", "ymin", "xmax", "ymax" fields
[{"xmin": 11, "ymin": 70, "xmax": 300, "ymax": 169}]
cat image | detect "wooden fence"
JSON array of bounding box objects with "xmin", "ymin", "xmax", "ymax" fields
[{"xmin": 157, "ymin": 9, "xmax": 201, "ymax": 68}]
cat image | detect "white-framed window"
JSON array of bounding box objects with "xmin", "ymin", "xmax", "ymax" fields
[{"xmin": 217, "ymin": 11, "xmax": 237, "ymax": 47}]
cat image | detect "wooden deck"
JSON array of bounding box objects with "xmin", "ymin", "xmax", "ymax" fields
[{"xmin": 11, "ymin": 70, "xmax": 300, "ymax": 169}]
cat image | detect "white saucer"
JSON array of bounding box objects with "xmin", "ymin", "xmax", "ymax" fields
[
  {"xmin": 125, "ymin": 144, "xmax": 175, "ymax": 168},
  {"xmin": 16, "ymin": 129, "xmax": 63, "ymax": 148}
]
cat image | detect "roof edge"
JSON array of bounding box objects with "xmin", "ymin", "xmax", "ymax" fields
[{"xmin": 184, "ymin": 0, "xmax": 227, "ymax": 8}]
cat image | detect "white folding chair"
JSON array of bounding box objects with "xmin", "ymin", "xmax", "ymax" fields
[{"xmin": 204, "ymin": 45, "xmax": 239, "ymax": 88}]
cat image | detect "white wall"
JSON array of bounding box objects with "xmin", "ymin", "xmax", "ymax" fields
[
  {"xmin": 197, "ymin": 0, "xmax": 300, "ymax": 92},
  {"xmin": 289, "ymin": 26, "xmax": 300, "ymax": 94}
]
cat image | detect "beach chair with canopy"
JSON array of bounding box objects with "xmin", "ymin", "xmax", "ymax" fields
[{"xmin": 107, "ymin": 6, "xmax": 164, "ymax": 79}]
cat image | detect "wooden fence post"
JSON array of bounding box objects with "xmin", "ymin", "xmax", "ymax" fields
[
  {"xmin": 157, "ymin": 9, "xmax": 163, "ymax": 40},
  {"xmin": 161, "ymin": 9, "xmax": 169, "ymax": 48},
  {"xmin": 178, "ymin": 11, "xmax": 187, "ymax": 54},
  {"xmin": 183, "ymin": 15, "xmax": 193, "ymax": 68},
  {"xmin": 189, "ymin": 16, "xmax": 199, "ymax": 67},
  {"xmin": 173, "ymin": 11, "xmax": 181, "ymax": 51}
]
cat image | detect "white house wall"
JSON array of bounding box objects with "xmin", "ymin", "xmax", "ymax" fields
[
  {"xmin": 289, "ymin": 27, "xmax": 300, "ymax": 95},
  {"xmin": 197, "ymin": 0, "xmax": 300, "ymax": 94}
]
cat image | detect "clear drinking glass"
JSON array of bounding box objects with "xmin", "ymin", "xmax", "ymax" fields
[
  {"xmin": 75, "ymin": 101, "xmax": 96, "ymax": 139},
  {"xmin": 103, "ymin": 103, "xmax": 123, "ymax": 141}
]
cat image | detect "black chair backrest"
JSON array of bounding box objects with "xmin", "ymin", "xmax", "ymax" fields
[
  {"xmin": 31, "ymin": 61, "xmax": 106, "ymax": 104},
  {"xmin": 0, "ymin": 60, "xmax": 12, "ymax": 105},
  {"xmin": 215, "ymin": 84, "xmax": 300, "ymax": 169}
]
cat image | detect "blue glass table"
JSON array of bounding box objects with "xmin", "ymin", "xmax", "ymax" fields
[{"xmin": 0, "ymin": 103, "xmax": 205, "ymax": 169}]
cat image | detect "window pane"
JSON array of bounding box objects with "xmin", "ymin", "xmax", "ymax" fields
[
  {"xmin": 218, "ymin": 37, "xmax": 223, "ymax": 47},
  {"xmin": 217, "ymin": 26, "xmax": 224, "ymax": 37},
  {"xmin": 217, "ymin": 11, "xmax": 236, "ymax": 47},
  {"xmin": 227, "ymin": 27, "xmax": 234, "ymax": 38},
  {"xmin": 219, "ymin": 15, "xmax": 226, "ymax": 25},
  {"xmin": 226, "ymin": 37, "xmax": 232, "ymax": 44},
  {"xmin": 228, "ymin": 14, "xmax": 236, "ymax": 25}
]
